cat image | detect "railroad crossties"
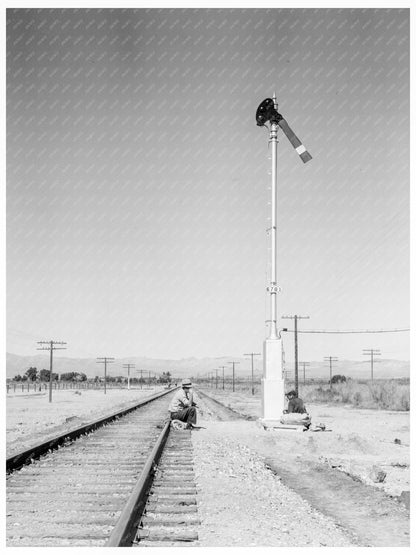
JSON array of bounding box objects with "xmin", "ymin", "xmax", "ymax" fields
[{"xmin": 6, "ymin": 388, "xmax": 409, "ymax": 547}]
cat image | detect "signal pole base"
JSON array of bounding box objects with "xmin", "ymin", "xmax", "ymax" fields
[{"xmin": 259, "ymin": 338, "xmax": 286, "ymax": 422}]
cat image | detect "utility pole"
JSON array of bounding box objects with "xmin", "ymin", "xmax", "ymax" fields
[
  {"xmin": 228, "ymin": 361, "xmax": 240, "ymax": 392},
  {"xmin": 219, "ymin": 365, "xmax": 226, "ymax": 390},
  {"xmin": 137, "ymin": 369, "xmax": 145, "ymax": 389},
  {"xmin": 37, "ymin": 340, "xmax": 67, "ymax": 403},
  {"xmin": 324, "ymin": 356, "xmax": 338, "ymax": 389},
  {"xmin": 299, "ymin": 361, "xmax": 310, "ymax": 384},
  {"xmin": 362, "ymin": 349, "xmax": 381, "ymax": 381},
  {"xmin": 282, "ymin": 315, "xmax": 310, "ymax": 396},
  {"xmin": 123, "ymin": 363, "xmax": 135, "ymax": 390},
  {"xmin": 96, "ymin": 357, "xmax": 115, "ymax": 394},
  {"xmin": 212, "ymin": 369, "xmax": 219, "ymax": 389},
  {"xmin": 244, "ymin": 352, "xmax": 261, "ymax": 395}
]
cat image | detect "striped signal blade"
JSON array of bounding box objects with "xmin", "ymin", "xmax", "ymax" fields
[{"xmin": 277, "ymin": 117, "xmax": 312, "ymax": 163}]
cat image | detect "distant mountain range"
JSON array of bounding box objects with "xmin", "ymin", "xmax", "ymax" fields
[{"xmin": 5, "ymin": 352, "xmax": 409, "ymax": 381}]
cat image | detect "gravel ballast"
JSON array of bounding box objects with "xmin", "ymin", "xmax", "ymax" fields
[{"xmin": 192, "ymin": 421, "xmax": 353, "ymax": 547}]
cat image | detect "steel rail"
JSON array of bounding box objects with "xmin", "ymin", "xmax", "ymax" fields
[
  {"xmin": 106, "ymin": 420, "xmax": 171, "ymax": 547},
  {"xmin": 6, "ymin": 387, "xmax": 176, "ymax": 473},
  {"xmin": 197, "ymin": 390, "xmax": 250, "ymax": 419}
]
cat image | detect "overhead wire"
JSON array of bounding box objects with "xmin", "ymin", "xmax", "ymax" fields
[{"xmin": 284, "ymin": 328, "xmax": 409, "ymax": 334}]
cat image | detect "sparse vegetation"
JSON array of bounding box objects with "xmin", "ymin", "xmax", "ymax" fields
[
  {"xmin": 204, "ymin": 377, "xmax": 410, "ymax": 411},
  {"xmin": 297, "ymin": 379, "xmax": 410, "ymax": 411},
  {"xmin": 330, "ymin": 374, "xmax": 347, "ymax": 384}
]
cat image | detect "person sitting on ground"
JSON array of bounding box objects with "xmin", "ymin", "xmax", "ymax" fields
[
  {"xmin": 284, "ymin": 389, "xmax": 307, "ymax": 414},
  {"xmin": 168, "ymin": 378, "xmax": 198, "ymax": 429}
]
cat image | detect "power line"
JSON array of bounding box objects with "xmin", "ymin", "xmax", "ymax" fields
[
  {"xmin": 362, "ymin": 349, "xmax": 381, "ymax": 381},
  {"xmin": 324, "ymin": 356, "xmax": 338, "ymax": 389},
  {"xmin": 282, "ymin": 315, "xmax": 310, "ymax": 396},
  {"xmin": 123, "ymin": 363, "xmax": 135, "ymax": 390},
  {"xmin": 136, "ymin": 369, "xmax": 146, "ymax": 390},
  {"xmin": 212, "ymin": 369, "xmax": 219, "ymax": 389},
  {"xmin": 227, "ymin": 361, "xmax": 240, "ymax": 392},
  {"xmin": 244, "ymin": 352, "xmax": 261, "ymax": 395},
  {"xmin": 299, "ymin": 361, "xmax": 310, "ymax": 385},
  {"xmin": 218, "ymin": 365, "xmax": 226, "ymax": 390},
  {"xmin": 96, "ymin": 357, "xmax": 115, "ymax": 394},
  {"xmin": 286, "ymin": 328, "xmax": 409, "ymax": 334},
  {"xmin": 37, "ymin": 340, "xmax": 67, "ymax": 403}
]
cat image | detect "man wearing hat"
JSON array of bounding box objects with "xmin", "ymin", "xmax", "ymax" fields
[
  {"xmin": 168, "ymin": 378, "xmax": 199, "ymax": 429},
  {"xmin": 285, "ymin": 390, "xmax": 307, "ymax": 414}
]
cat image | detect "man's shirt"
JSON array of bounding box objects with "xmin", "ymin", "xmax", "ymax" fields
[
  {"xmin": 287, "ymin": 397, "xmax": 307, "ymax": 414},
  {"xmin": 169, "ymin": 389, "xmax": 198, "ymax": 413}
]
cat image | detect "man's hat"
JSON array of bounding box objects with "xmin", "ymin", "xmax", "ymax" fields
[
  {"xmin": 286, "ymin": 390, "xmax": 296, "ymax": 397},
  {"xmin": 181, "ymin": 378, "xmax": 192, "ymax": 387}
]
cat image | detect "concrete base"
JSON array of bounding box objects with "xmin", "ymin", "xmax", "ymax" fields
[
  {"xmin": 261, "ymin": 338, "xmax": 285, "ymax": 420},
  {"xmin": 257, "ymin": 418, "xmax": 306, "ymax": 432}
]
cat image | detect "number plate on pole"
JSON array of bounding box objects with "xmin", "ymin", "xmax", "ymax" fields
[{"xmin": 267, "ymin": 285, "xmax": 281, "ymax": 293}]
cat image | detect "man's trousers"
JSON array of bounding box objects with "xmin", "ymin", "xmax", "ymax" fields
[{"xmin": 170, "ymin": 407, "xmax": 197, "ymax": 426}]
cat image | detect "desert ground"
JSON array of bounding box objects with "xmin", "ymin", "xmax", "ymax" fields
[
  {"xmin": 6, "ymin": 386, "xmax": 166, "ymax": 456},
  {"xmin": 6, "ymin": 384, "xmax": 410, "ymax": 547}
]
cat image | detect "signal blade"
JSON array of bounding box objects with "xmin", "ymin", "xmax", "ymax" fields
[{"xmin": 277, "ymin": 117, "xmax": 312, "ymax": 163}]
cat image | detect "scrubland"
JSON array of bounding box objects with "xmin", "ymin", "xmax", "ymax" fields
[
  {"xmin": 296, "ymin": 379, "xmax": 410, "ymax": 411},
  {"xmin": 229, "ymin": 378, "xmax": 410, "ymax": 411}
]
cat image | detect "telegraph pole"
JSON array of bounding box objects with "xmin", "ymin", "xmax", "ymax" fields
[
  {"xmin": 213, "ymin": 369, "xmax": 219, "ymax": 389},
  {"xmin": 219, "ymin": 365, "xmax": 226, "ymax": 390},
  {"xmin": 324, "ymin": 356, "xmax": 338, "ymax": 389},
  {"xmin": 37, "ymin": 340, "xmax": 67, "ymax": 402},
  {"xmin": 362, "ymin": 349, "xmax": 381, "ymax": 381},
  {"xmin": 96, "ymin": 357, "xmax": 115, "ymax": 394},
  {"xmin": 137, "ymin": 369, "xmax": 145, "ymax": 389},
  {"xmin": 228, "ymin": 361, "xmax": 240, "ymax": 392},
  {"xmin": 123, "ymin": 363, "xmax": 135, "ymax": 390},
  {"xmin": 282, "ymin": 315, "xmax": 309, "ymax": 395},
  {"xmin": 244, "ymin": 352, "xmax": 261, "ymax": 395},
  {"xmin": 299, "ymin": 361, "xmax": 310, "ymax": 384}
]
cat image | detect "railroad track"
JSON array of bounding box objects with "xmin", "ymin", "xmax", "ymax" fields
[
  {"xmin": 133, "ymin": 428, "xmax": 200, "ymax": 547},
  {"xmin": 6, "ymin": 387, "xmax": 245, "ymax": 547},
  {"xmin": 6, "ymin": 389, "xmax": 176, "ymax": 547}
]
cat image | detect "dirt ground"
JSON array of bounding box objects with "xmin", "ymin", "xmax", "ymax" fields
[
  {"xmin": 6, "ymin": 386, "xmax": 165, "ymax": 456},
  {"xmin": 6, "ymin": 384, "xmax": 411, "ymax": 547},
  {"xmin": 198, "ymin": 388, "xmax": 410, "ymax": 497},
  {"xmin": 193, "ymin": 388, "xmax": 410, "ymax": 547}
]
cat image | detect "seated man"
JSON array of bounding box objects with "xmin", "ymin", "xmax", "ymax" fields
[
  {"xmin": 168, "ymin": 378, "xmax": 198, "ymax": 429},
  {"xmin": 285, "ymin": 389, "xmax": 307, "ymax": 414},
  {"xmin": 281, "ymin": 389, "xmax": 311, "ymax": 428}
]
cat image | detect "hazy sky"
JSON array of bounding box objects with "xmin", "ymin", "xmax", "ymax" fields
[{"xmin": 6, "ymin": 7, "xmax": 410, "ymax": 362}]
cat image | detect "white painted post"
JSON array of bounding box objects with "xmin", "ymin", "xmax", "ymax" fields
[{"xmin": 260, "ymin": 93, "xmax": 285, "ymax": 425}]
